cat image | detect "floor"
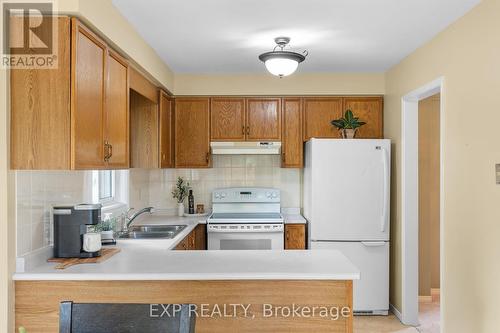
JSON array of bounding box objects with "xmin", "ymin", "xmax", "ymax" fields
[{"xmin": 354, "ymin": 299, "xmax": 440, "ymax": 333}]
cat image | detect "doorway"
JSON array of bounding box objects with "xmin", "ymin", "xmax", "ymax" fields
[
  {"xmin": 401, "ymin": 77, "xmax": 444, "ymax": 331},
  {"xmin": 417, "ymin": 93, "xmax": 441, "ymax": 333}
]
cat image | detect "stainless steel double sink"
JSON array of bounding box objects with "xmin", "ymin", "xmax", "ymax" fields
[{"xmin": 118, "ymin": 225, "xmax": 187, "ymax": 239}]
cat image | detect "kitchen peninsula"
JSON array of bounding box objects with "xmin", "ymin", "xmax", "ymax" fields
[{"xmin": 14, "ymin": 218, "xmax": 359, "ymax": 333}]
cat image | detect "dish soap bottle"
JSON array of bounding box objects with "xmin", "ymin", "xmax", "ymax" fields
[{"xmin": 188, "ymin": 190, "xmax": 195, "ymax": 214}]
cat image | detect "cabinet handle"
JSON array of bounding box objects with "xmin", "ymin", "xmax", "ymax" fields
[
  {"xmin": 104, "ymin": 141, "xmax": 110, "ymax": 162},
  {"xmin": 246, "ymin": 126, "xmax": 250, "ymax": 135},
  {"xmin": 108, "ymin": 143, "xmax": 113, "ymax": 159},
  {"xmin": 206, "ymin": 152, "xmax": 210, "ymax": 163},
  {"xmin": 242, "ymin": 126, "xmax": 245, "ymax": 135},
  {"xmin": 282, "ymin": 153, "xmax": 285, "ymax": 162}
]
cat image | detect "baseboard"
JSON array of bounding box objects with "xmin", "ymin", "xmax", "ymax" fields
[
  {"xmin": 419, "ymin": 295, "xmax": 433, "ymax": 303},
  {"xmin": 389, "ymin": 303, "xmax": 403, "ymax": 322}
]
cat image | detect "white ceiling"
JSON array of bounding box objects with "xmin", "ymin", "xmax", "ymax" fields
[{"xmin": 112, "ymin": 0, "xmax": 480, "ymax": 74}]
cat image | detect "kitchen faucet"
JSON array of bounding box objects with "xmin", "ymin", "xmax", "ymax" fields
[{"xmin": 125, "ymin": 207, "xmax": 154, "ymax": 229}]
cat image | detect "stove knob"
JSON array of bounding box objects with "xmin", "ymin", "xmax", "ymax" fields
[
  {"xmin": 214, "ymin": 193, "xmax": 221, "ymax": 199},
  {"xmin": 265, "ymin": 192, "xmax": 271, "ymax": 198},
  {"xmin": 221, "ymin": 192, "xmax": 226, "ymax": 198},
  {"xmin": 271, "ymin": 192, "xmax": 278, "ymax": 198}
]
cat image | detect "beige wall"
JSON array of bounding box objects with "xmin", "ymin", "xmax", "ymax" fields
[
  {"xmin": 385, "ymin": 0, "xmax": 499, "ymax": 331},
  {"xmin": 418, "ymin": 94, "xmax": 441, "ymax": 297},
  {"xmin": 174, "ymin": 73, "xmax": 385, "ymax": 95},
  {"xmin": 59, "ymin": 0, "xmax": 175, "ymax": 91},
  {"xmin": 0, "ymin": 67, "xmax": 15, "ymax": 333}
]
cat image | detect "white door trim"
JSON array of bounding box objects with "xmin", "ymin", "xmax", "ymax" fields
[{"xmin": 401, "ymin": 77, "xmax": 444, "ymax": 330}]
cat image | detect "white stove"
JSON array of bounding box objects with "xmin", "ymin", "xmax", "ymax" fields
[{"xmin": 207, "ymin": 187, "xmax": 284, "ymax": 250}]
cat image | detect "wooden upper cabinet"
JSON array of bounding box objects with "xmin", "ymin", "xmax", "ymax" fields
[
  {"xmin": 343, "ymin": 97, "xmax": 383, "ymax": 138},
  {"xmin": 175, "ymin": 98, "xmax": 211, "ymax": 168},
  {"xmin": 130, "ymin": 90, "xmax": 159, "ymax": 169},
  {"xmin": 104, "ymin": 50, "xmax": 129, "ymax": 168},
  {"xmin": 10, "ymin": 16, "xmax": 71, "ymax": 169},
  {"xmin": 246, "ymin": 98, "xmax": 281, "ymax": 141},
  {"xmin": 10, "ymin": 17, "xmax": 130, "ymax": 170},
  {"xmin": 159, "ymin": 91, "xmax": 175, "ymax": 168},
  {"xmin": 282, "ymin": 98, "xmax": 303, "ymax": 168},
  {"xmin": 129, "ymin": 67, "xmax": 157, "ymax": 103},
  {"xmin": 303, "ymin": 97, "xmax": 343, "ymax": 141},
  {"xmin": 71, "ymin": 18, "xmax": 107, "ymax": 169},
  {"xmin": 211, "ymin": 98, "xmax": 246, "ymax": 141}
]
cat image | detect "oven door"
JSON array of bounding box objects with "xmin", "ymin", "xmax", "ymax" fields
[{"xmin": 207, "ymin": 224, "xmax": 284, "ymax": 250}]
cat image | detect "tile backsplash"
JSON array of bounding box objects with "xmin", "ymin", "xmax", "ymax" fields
[
  {"xmin": 16, "ymin": 171, "xmax": 87, "ymax": 257},
  {"xmin": 15, "ymin": 155, "xmax": 301, "ymax": 257},
  {"xmin": 148, "ymin": 155, "xmax": 302, "ymax": 211}
]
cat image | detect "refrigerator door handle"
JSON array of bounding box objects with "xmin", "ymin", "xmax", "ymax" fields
[
  {"xmin": 381, "ymin": 146, "xmax": 389, "ymax": 232},
  {"xmin": 361, "ymin": 241, "xmax": 386, "ymax": 247}
]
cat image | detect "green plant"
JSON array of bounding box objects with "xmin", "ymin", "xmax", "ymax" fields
[
  {"xmin": 331, "ymin": 109, "xmax": 366, "ymax": 130},
  {"xmin": 172, "ymin": 177, "xmax": 191, "ymax": 204},
  {"xmin": 94, "ymin": 217, "xmax": 116, "ymax": 232}
]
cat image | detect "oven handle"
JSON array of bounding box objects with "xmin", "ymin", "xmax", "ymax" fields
[{"xmin": 207, "ymin": 224, "xmax": 284, "ymax": 233}]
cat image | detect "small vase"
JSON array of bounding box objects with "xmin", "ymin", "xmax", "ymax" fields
[
  {"xmin": 101, "ymin": 230, "xmax": 114, "ymax": 241},
  {"xmin": 177, "ymin": 203, "xmax": 185, "ymax": 217},
  {"xmin": 340, "ymin": 128, "xmax": 357, "ymax": 139}
]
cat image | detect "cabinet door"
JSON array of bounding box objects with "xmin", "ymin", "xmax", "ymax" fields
[
  {"xmin": 71, "ymin": 18, "xmax": 107, "ymax": 169},
  {"xmin": 282, "ymin": 98, "xmax": 303, "ymax": 168},
  {"xmin": 175, "ymin": 98, "xmax": 211, "ymax": 168},
  {"xmin": 159, "ymin": 91, "xmax": 174, "ymax": 168},
  {"xmin": 246, "ymin": 98, "xmax": 281, "ymax": 141},
  {"xmin": 130, "ymin": 91, "xmax": 159, "ymax": 168},
  {"xmin": 194, "ymin": 224, "xmax": 207, "ymax": 250},
  {"xmin": 211, "ymin": 98, "xmax": 246, "ymax": 141},
  {"xmin": 303, "ymin": 97, "xmax": 343, "ymax": 141},
  {"xmin": 104, "ymin": 50, "xmax": 129, "ymax": 168},
  {"xmin": 343, "ymin": 97, "xmax": 383, "ymax": 138},
  {"xmin": 285, "ymin": 224, "xmax": 306, "ymax": 250},
  {"xmin": 10, "ymin": 16, "xmax": 71, "ymax": 169}
]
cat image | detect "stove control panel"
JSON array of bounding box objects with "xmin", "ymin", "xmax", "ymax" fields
[{"xmin": 212, "ymin": 187, "xmax": 280, "ymax": 203}]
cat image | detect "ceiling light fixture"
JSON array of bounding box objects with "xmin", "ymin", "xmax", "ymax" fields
[{"xmin": 259, "ymin": 37, "xmax": 308, "ymax": 78}]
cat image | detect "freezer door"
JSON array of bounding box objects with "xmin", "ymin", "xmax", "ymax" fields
[
  {"xmin": 306, "ymin": 139, "xmax": 390, "ymax": 241},
  {"xmin": 311, "ymin": 241, "xmax": 389, "ymax": 314}
]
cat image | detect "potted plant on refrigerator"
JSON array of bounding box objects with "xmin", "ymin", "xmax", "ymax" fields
[
  {"xmin": 331, "ymin": 109, "xmax": 366, "ymax": 139},
  {"xmin": 172, "ymin": 177, "xmax": 191, "ymax": 216}
]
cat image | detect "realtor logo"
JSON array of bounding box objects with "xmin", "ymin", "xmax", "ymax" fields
[{"xmin": 1, "ymin": 1, "xmax": 58, "ymax": 68}]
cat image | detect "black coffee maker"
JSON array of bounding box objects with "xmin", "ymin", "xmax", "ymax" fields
[{"xmin": 53, "ymin": 204, "xmax": 102, "ymax": 258}]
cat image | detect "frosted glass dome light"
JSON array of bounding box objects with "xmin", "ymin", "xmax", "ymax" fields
[
  {"xmin": 264, "ymin": 58, "xmax": 299, "ymax": 77},
  {"xmin": 259, "ymin": 37, "xmax": 307, "ymax": 78}
]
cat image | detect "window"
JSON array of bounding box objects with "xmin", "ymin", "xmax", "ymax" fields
[
  {"xmin": 98, "ymin": 170, "xmax": 115, "ymax": 202},
  {"xmin": 88, "ymin": 170, "xmax": 128, "ymax": 210}
]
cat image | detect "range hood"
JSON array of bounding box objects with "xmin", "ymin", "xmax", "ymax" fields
[{"xmin": 210, "ymin": 142, "xmax": 281, "ymax": 155}]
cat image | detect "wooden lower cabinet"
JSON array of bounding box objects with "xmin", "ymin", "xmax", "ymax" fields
[
  {"xmin": 175, "ymin": 224, "xmax": 207, "ymax": 250},
  {"xmin": 284, "ymin": 224, "xmax": 306, "ymax": 250},
  {"xmin": 16, "ymin": 280, "xmax": 353, "ymax": 333}
]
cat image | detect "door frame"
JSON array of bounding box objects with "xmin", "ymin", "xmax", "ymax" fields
[{"xmin": 401, "ymin": 77, "xmax": 444, "ymax": 328}]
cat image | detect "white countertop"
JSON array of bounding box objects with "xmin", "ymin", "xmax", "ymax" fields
[
  {"xmin": 13, "ymin": 213, "xmax": 358, "ymax": 281},
  {"xmin": 13, "ymin": 246, "xmax": 359, "ymax": 281}
]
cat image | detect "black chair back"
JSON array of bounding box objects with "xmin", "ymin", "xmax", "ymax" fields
[{"xmin": 59, "ymin": 302, "xmax": 195, "ymax": 333}]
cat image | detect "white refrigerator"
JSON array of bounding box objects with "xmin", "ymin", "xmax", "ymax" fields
[{"xmin": 304, "ymin": 139, "xmax": 391, "ymax": 315}]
